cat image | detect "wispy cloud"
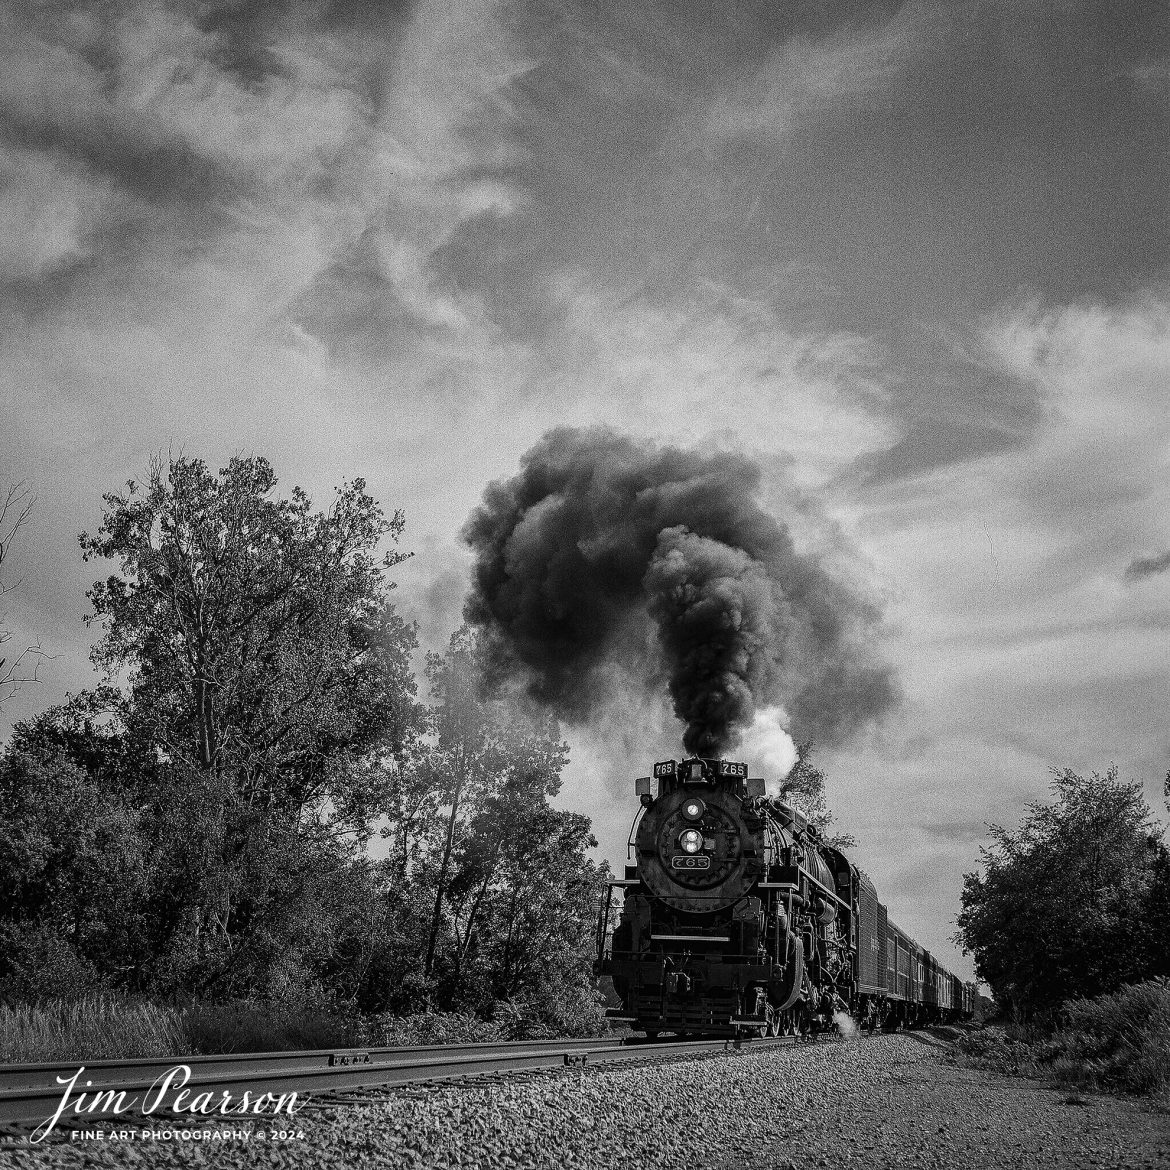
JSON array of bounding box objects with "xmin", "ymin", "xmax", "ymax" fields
[
  {"xmin": 700, "ymin": 8, "xmax": 922, "ymax": 146},
  {"xmin": 823, "ymin": 295, "xmax": 1170, "ymax": 965},
  {"xmin": 1125, "ymin": 551, "xmax": 1170, "ymax": 583}
]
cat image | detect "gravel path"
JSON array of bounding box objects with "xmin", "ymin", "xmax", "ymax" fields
[{"xmin": 3, "ymin": 1032, "xmax": 1167, "ymax": 1169}]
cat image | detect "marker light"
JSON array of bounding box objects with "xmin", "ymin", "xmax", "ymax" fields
[
  {"xmin": 682, "ymin": 798, "xmax": 706, "ymax": 821},
  {"xmin": 679, "ymin": 828, "xmax": 704, "ymax": 854}
]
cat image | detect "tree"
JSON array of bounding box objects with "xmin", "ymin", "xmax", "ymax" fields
[
  {"xmin": 456, "ymin": 793, "xmax": 607, "ymax": 1029},
  {"xmin": 0, "ymin": 740, "xmax": 152, "ymax": 1000},
  {"xmin": 955, "ymin": 766, "xmax": 1169, "ymax": 1022},
  {"xmin": 77, "ymin": 454, "xmax": 421, "ymax": 994},
  {"xmin": 0, "ymin": 483, "xmax": 44, "ymax": 709},
  {"xmin": 401, "ymin": 629, "xmax": 568, "ymax": 982},
  {"xmin": 777, "ymin": 743, "xmax": 855, "ymax": 849},
  {"xmin": 383, "ymin": 627, "xmax": 607, "ymax": 1027},
  {"xmin": 82, "ymin": 455, "xmax": 418, "ymax": 800}
]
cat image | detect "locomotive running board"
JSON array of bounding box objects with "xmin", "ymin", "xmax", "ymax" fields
[{"xmin": 650, "ymin": 934, "xmax": 732, "ymax": 942}]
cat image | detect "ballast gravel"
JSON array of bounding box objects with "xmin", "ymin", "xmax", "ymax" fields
[{"xmin": 3, "ymin": 1032, "xmax": 1167, "ymax": 1169}]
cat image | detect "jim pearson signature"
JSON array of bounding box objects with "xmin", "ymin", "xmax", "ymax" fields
[{"xmin": 31, "ymin": 1065, "xmax": 299, "ymax": 1144}]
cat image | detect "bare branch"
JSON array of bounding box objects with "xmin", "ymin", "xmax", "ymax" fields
[
  {"xmin": 0, "ymin": 632, "xmax": 49, "ymax": 708},
  {"xmin": 0, "ymin": 481, "xmax": 35, "ymax": 598},
  {"xmin": 0, "ymin": 481, "xmax": 49, "ymax": 709}
]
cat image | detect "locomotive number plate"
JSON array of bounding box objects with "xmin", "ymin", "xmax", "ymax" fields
[
  {"xmin": 672, "ymin": 855, "xmax": 711, "ymax": 870},
  {"xmin": 718, "ymin": 760, "xmax": 747, "ymax": 777}
]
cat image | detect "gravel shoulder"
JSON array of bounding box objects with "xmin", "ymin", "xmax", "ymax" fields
[{"xmin": 3, "ymin": 1031, "xmax": 1167, "ymax": 1169}]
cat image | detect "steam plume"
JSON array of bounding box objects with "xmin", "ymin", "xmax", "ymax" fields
[
  {"xmin": 833, "ymin": 1010, "xmax": 860, "ymax": 1040},
  {"xmin": 463, "ymin": 427, "xmax": 896, "ymax": 755},
  {"xmin": 738, "ymin": 707, "xmax": 799, "ymax": 796}
]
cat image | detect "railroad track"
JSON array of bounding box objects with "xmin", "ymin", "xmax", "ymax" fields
[{"xmin": 0, "ymin": 1031, "xmax": 830, "ymax": 1136}]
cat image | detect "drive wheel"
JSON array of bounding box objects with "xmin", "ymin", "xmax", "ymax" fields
[
  {"xmin": 792, "ymin": 1004, "xmax": 812, "ymax": 1038},
  {"xmin": 766, "ymin": 1007, "xmax": 782, "ymax": 1038}
]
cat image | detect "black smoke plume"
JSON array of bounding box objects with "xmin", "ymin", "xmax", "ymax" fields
[{"xmin": 463, "ymin": 427, "xmax": 897, "ymax": 755}]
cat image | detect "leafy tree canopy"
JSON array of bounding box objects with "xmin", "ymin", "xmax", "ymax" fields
[
  {"xmin": 777, "ymin": 743, "xmax": 855, "ymax": 850},
  {"xmin": 80, "ymin": 453, "xmax": 419, "ymax": 817},
  {"xmin": 39, "ymin": 453, "xmax": 427, "ymax": 996},
  {"xmin": 0, "ymin": 455, "xmax": 609, "ymax": 1035},
  {"xmin": 379, "ymin": 627, "xmax": 608, "ymax": 1027},
  {"xmin": 955, "ymin": 766, "xmax": 1170, "ymax": 1021}
]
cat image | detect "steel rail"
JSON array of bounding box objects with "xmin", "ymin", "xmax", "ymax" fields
[
  {"xmin": 0, "ymin": 1037, "xmax": 623, "ymax": 1092},
  {"xmin": 0, "ymin": 1033, "xmax": 808, "ymax": 1127}
]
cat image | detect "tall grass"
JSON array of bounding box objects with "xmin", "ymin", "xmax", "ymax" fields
[
  {"xmin": 1045, "ymin": 980, "xmax": 1170, "ymax": 1100},
  {"xmin": 0, "ymin": 997, "xmax": 186, "ymax": 1064},
  {"xmin": 0, "ymin": 997, "xmax": 362, "ymax": 1064}
]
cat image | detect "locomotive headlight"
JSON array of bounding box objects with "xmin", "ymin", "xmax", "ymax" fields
[
  {"xmin": 679, "ymin": 828, "xmax": 704, "ymax": 854},
  {"xmin": 682, "ymin": 798, "xmax": 706, "ymax": 821}
]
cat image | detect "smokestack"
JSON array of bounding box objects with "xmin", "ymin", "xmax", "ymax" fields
[{"xmin": 463, "ymin": 427, "xmax": 896, "ymax": 754}]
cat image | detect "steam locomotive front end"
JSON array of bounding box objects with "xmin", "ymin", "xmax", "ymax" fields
[
  {"xmin": 596, "ymin": 756, "xmax": 978, "ymax": 1037},
  {"xmin": 598, "ymin": 757, "xmax": 798, "ymax": 1036}
]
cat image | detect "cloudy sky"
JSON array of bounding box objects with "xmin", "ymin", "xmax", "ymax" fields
[{"xmin": 1, "ymin": 0, "xmax": 1168, "ymax": 979}]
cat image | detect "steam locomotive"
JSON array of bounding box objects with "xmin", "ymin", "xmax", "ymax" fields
[{"xmin": 596, "ymin": 756, "xmax": 976, "ymax": 1036}]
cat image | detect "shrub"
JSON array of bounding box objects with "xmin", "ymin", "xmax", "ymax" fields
[
  {"xmin": 1044, "ymin": 980, "xmax": 1170, "ymax": 1099},
  {"xmin": 374, "ymin": 1010, "xmax": 506, "ymax": 1046},
  {"xmin": 180, "ymin": 999, "xmax": 362, "ymax": 1054},
  {"xmin": 492, "ymin": 1000, "xmax": 557, "ymax": 1041},
  {"xmin": 0, "ymin": 927, "xmax": 106, "ymax": 1005},
  {"xmin": 954, "ymin": 1025, "xmax": 1041, "ymax": 1078},
  {"xmin": 535, "ymin": 982, "xmax": 609, "ymax": 1038},
  {"xmin": 372, "ymin": 988, "xmax": 609, "ymax": 1047}
]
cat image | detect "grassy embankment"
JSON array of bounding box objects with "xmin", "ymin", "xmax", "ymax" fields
[
  {"xmin": 0, "ymin": 997, "xmax": 594, "ymax": 1064},
  {"xmin": 955, "ymin": 979, "xmax": 1170, "ymax": 1104}
]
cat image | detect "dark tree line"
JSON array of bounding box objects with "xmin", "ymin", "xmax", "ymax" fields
[
  {"xmin": 0, "ymin": 456, "xmax": 607, "ymax": 1032},
  {"xmin": 955, "ymin": 767, "xmax": 1170, "ymax": 1023}
]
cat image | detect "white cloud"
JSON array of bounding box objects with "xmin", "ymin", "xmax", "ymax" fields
[
  {"xmin": 700, "ymin": 7, "xmax": 924, "ymax": 145},
  {"xmin": 554, "ymin": 282, "xmax": 898, "ymax": 488},
  {"xmin": 820, "ymin": 297, "xmax": 1170, "ymax": 977},
  {"xmin": 0, "ymin": 147, "xmax": 115, "ymax": 281}
]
